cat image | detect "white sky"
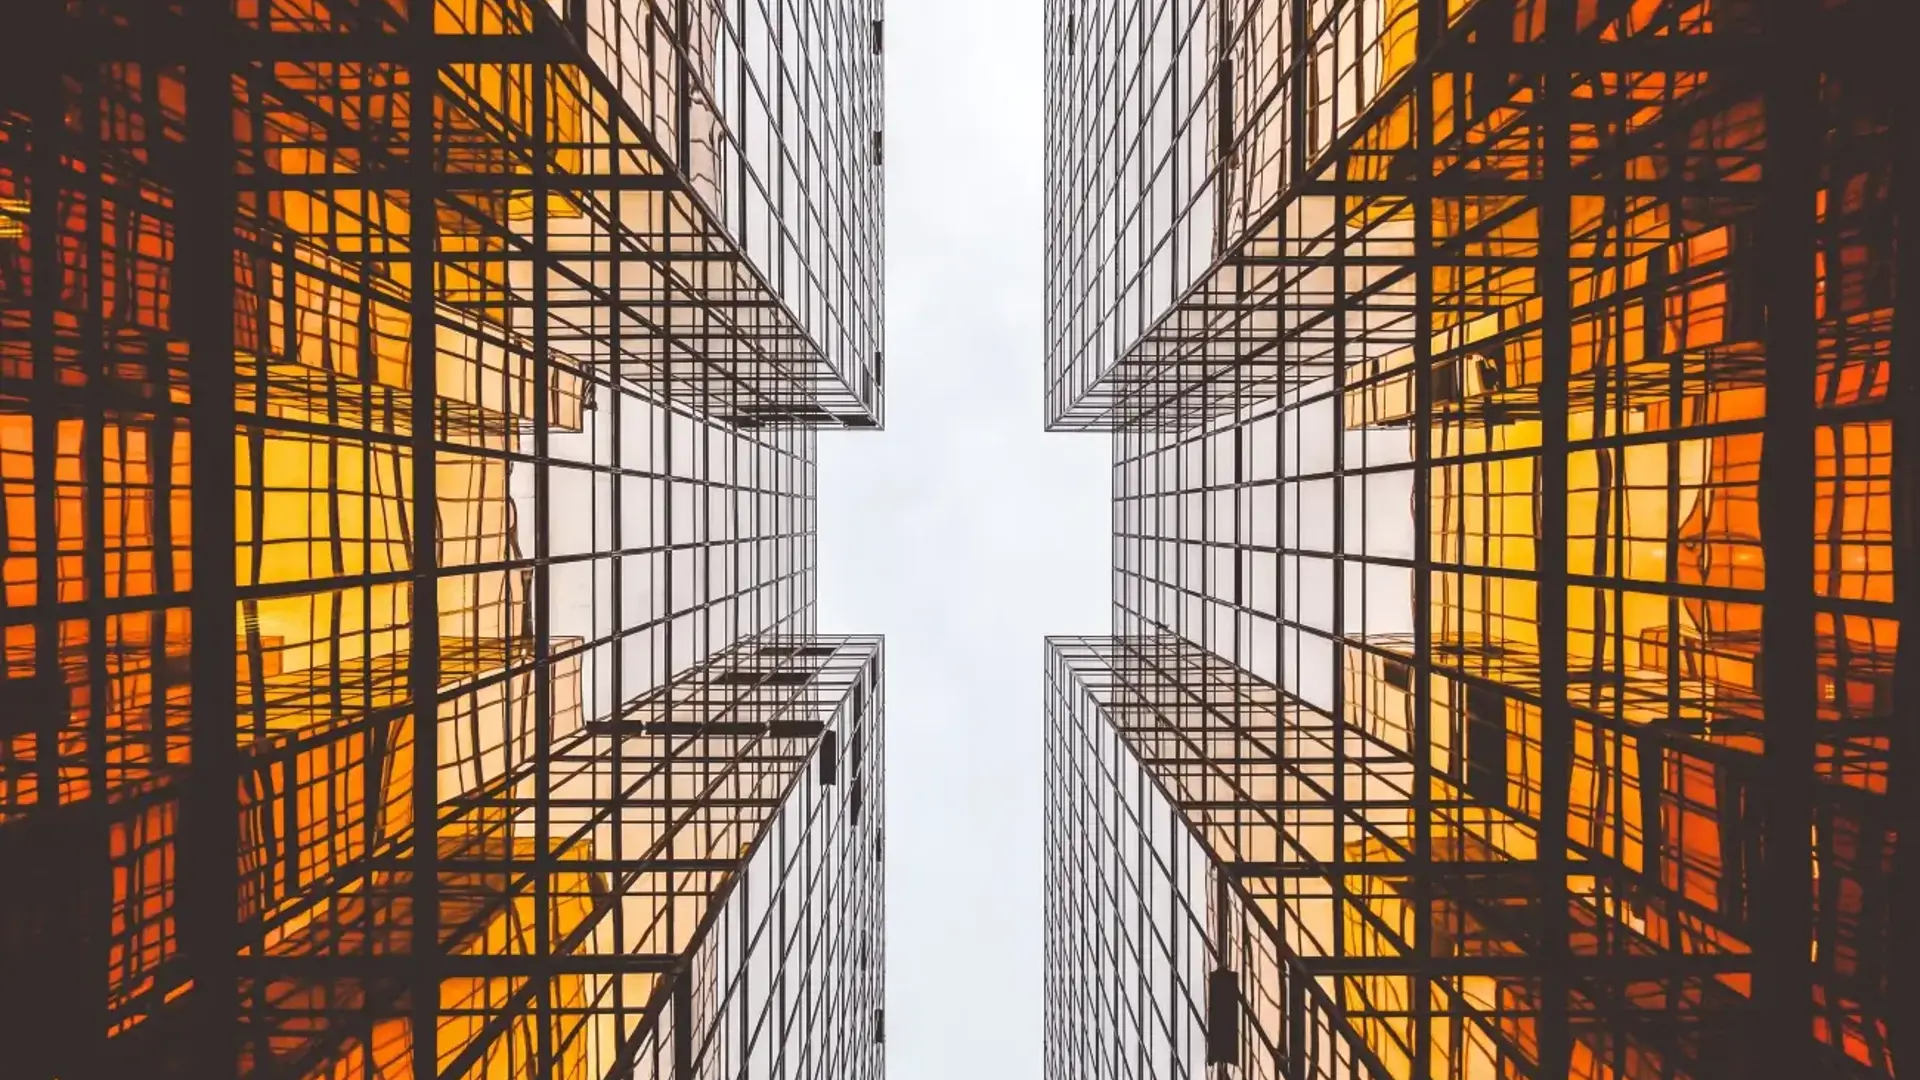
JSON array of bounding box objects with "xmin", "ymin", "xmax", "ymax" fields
[{"xmin": 818, "ymin": 1, "xmax": 1109, "ymax": 1072}]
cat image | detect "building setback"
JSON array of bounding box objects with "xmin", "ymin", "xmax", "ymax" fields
[
  {"xmin": 1043, "ymin": 0, "xmax": 1906, "ymax": 1077},
  {"xmin": 0, "ymin": 0, "xmax": 886, "ymax": 1076}
]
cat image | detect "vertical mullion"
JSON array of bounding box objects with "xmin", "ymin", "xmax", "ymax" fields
[
  {"xmin": 609, "ymin": 60, "xmax": 630, "ymax": 1053},
  {"xmin": 79, "ymin": 56, "xmax": 110, "ymax": 859},
  {"xmin": 1329, "ymin": 57, "xmax": 1350, "ymax": 990},
  {"xmin": 1411, "ymin": 1, "xmax": 1437, "ymax": 1075},
  {"xmin": 1753, "ymin": 0, "xmax": 1819, "ymax": 1071},
  {"xmin": 407, "ymin": 3, "xmax": 442, "ymax": 1076},
  {"xmin": 533, "ymin": 49, "xmax": 556, "ymax": 1079},
  {"xmin": 27, "ymin": 0, "xmax": 64, "ymax": 818},
  {"xmin": 181, "ymin": 0, "xmax": 241, "ymax": 1071},
  {"xmin": 1537, "ymin": 0, "xmax": 1575, "ymax": 1073}
]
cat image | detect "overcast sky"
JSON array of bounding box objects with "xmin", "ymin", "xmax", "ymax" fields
[{"xmin": 817, "ymin": 1, "xmax": 1109, "ymax": 1073}]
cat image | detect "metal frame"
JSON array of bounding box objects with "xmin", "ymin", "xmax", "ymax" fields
[
  {"xmin": 0, "ymin": 0, "xmax": 885, "ymax": 1076},
  {"xmin": 1044, "ymin": 0, "xmax": 1905, "ymax": 1075}
]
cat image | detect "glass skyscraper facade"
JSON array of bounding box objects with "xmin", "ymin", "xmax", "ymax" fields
[
  {"xmin": 0, "ymin": 1, "xmax": 885, "ymax": 1076},
  {"xmin": 1045, "ymin": 0, "xmax": 1906, "ymax": 1077}
]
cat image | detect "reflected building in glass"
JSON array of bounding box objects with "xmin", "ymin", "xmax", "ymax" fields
[
  {"xmin": 0, "ymin": 0, "xmax": 885, "ymax": 1077},
  {"xmin": 1043, "ymin": 0, "xmax": 1906, "ymax": 1076}
]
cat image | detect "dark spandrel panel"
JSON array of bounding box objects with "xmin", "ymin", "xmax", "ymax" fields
[{"xmin": 0, "ymin": 806, "xmax": 110, "ymax": 1080}]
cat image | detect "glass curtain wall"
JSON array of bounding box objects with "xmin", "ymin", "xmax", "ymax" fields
[
  {"xmin": 0, "ymin": 0, "xmax": 886, "ymax": 1076},
  {"xmin": 1043, "ymin": 0, "xmax": 1906, "ymax": 1076}
]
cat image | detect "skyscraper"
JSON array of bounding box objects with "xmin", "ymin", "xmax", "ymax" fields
[
  {"xmin": 1044, "ymin": 0, "xmax": 1906, "ymax": 1077},
  {"xmin": 0, "ymin": 1, "xmax": 885, "ymax": 1077}
]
